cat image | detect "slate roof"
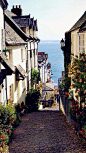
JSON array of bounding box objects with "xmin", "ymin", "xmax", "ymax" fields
[
  {"xmin": 5, "ymin": 21, "xmax": 26, "ymax": 46},
  {"xmin": 79, "ymin": 21, "xmax": 86, "ymax": 32},
  {"xmin": 47, "ymin": 63, "xmax": 51, "ymax": 69},
  {"xmin": 5, "ymin": 9, "xmax": 16, "ymax": 18},
  {"xmin": 5, "ymin": 10, "xmax": 30, "ymax": 42},
  {"xmin": 0, "ymin": 53, "xmax": 15, "ymax": 72},
  {"xmin": 16, "ymin": 65, "xmax": 28, "ymax": 78},
  {"xmin": 69, "ymin": 11, "xmax": 86, "ymax": 32},
  {"xmin": 38, "ymin": 52, "xmax": 48, "ymax": 63},
  {"xmin": 12, "ymin": 16, "xmax": 30, "ymax": 28},
  {"xmin": 12, "ymin": 15, "xmax": 38, "ymax": 31},
  {"xmin": 1, "ymin": 0, "xmax": 8, "ymax": 9}
]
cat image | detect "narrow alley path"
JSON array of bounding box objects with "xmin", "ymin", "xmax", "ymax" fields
[{"xmin": 9, "ymin": 109, "xmax": 86, "ymax": 153}]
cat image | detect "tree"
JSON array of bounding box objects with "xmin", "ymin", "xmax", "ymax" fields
[{"xmin": 31, "ymin": 68, "xmax": 39, "ymax": 88}]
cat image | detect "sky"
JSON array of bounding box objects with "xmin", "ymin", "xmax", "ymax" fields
[{"xmin": 7, "ymin": 0, "xmax": 86, "ymax": 40}]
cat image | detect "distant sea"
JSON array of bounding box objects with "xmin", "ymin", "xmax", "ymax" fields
[{"xmin": 38, "ymin": 40, "xmax": 64, "ymax": 86}]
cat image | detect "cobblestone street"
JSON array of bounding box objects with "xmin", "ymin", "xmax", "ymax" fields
[{"xmin": 9, "ymin": 108, "xmax": 86, "ymax": 153}]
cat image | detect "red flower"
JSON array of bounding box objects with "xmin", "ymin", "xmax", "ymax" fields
[
  {"xmin": 76, "ymin": 113, "xmax": 77, "ymax": 115},
  {"xmin": 80, "ymin": 131, "xmax": 83, "ymax": 134},
  {"xmin": 76, "ymin": 109, "xmax": 78, "ymax": 111},
  {"xmin": 1, "ymin": 134, "xmax": 6, "ymax": 139},
  {"xmin": 72, "ymin": 109, "xmax": 75, "ymax": 111}
]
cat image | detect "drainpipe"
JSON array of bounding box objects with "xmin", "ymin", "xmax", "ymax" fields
[
  {"xmin": 5, "ymin": 75, "xmax": 8, "ymax": 104},
  {"xmin": 4, "ymin": 10, "xmax": 8, "ymax": 105},
  {"xmin": 26, "ymin": 43, "xmax": 29, "ymax": 91},
  {"xmin": 37, "ymin": 42, "xmax": 39, "ymax": 71},
  {"xmin": 34, "ymin": 41, "xmax": 35, "ymax": 69},
  {"xmin": 30, "ymin": 42, "xmax": 32, "ymax": 89}
]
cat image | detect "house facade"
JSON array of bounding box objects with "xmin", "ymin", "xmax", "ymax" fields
[
  {"xmin": 10, "ymin": 5, "xmax": 40, "ymax": 89},
  {"xmin": 0, "ymin": 0, "xmax": 8, "ymax": 104},
  {"xmin": 0, "ymin": 4, "xmax": 40, "ymax": 105},
  {"xmin": 61, "ymin": 11, "xmax": 86, "ymax": 102},
  {"xmin": 38, "ymin": 52, "xmax": 51, "ymax": 83}
]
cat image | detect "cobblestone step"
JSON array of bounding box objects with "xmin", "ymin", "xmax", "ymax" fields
[{"xmin": 9, "ymin": 110, "xmax": 86, "ymax": 153}]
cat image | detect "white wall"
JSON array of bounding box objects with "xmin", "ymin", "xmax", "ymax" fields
[
  {"xmin": 6, "ymin": 45, "xmax": 27, "ymax": 104},
  {"xmin": 0, "ymin": 4, "xmax": 4, "ymax": 51},
  {"xmin": 0, "ymin": 3, "xmax": 5, "ymax": 103}
]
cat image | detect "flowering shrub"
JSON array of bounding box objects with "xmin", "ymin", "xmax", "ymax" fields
[
  {"xmin": 60, "ymin": 77, "xmax": 71, "ymax": 92},
  {"xmin": 0, "ymin": 103, "xmax": 21, "ymax": 151},
  {"xmin": 0, "ymin": 131, "xmax": 9, "ymax": 147},
  {"xmin": 69, "ymin": 53, "xmax": 86, "ymax": 99},
  {"xmin": 36, "ymin": 83, "xmax": 42, "ymax": 94},
  {"xmin": 69, "ymin": 100, "xmax": 80, "ymax": 121},
  {"xmin": 69, "ymin": 105, "xmax": 77, "ymax": 120},
  {"xmin": 80, "ymin": 125, "xmax": 86, "ymax": 138}
]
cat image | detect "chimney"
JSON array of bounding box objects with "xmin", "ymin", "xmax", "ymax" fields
[
  {"xmin": 19, "ymin": 5, "xmax": 21, "ymax": 9},
  {"xmin": 11, "ymin": 5, "xmax": 22, "ymax": 16},
  {"xmin": 62, "ymin": 71, "xmax": 64, "ymax": 77}
]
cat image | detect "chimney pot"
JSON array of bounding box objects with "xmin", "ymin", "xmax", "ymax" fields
[
  {"xmin": 19, "ymin": 5, "xmax": 21, "ymax": 9},
  {"xmin": 11, "ymin": 5, "xmax": 22, "ymax": 16}
]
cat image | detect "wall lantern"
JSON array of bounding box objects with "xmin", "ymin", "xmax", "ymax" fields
[
  {"xmin": 2, "ymin": 84, "xmax": 4, "ymax": 88},
  {"xmin": 60, "ymin": 38, "xmax": 65, "ymax": 47}
]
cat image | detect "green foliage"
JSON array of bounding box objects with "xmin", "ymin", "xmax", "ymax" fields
[
  {"xmin": 0, "ymin": 103, "xmax": 15, "ymax": 126},
  {"xmin": 83, "ymin": 125, "xmax": 86, "ymax": 136},
  {"xmin": 60, "ymin": 77, "xmax": 71, "ymax": 91},
  {"xmin": 0, "ymin": 103, "xmax": 21, "ymax": 149},
  {"xmin": 31, "ymin": 68, "xmax": 39, "ymax": 87}
]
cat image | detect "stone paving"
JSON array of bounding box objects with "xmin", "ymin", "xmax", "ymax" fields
[{"xmin": 9, "ymin": 107, "xmax": 86, "ymax": 153}]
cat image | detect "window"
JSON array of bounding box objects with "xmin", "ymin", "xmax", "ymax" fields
[
  {"xmin": 9, "ymin": 84, "xmax": 13, "ymax": 100},
  {"xmin": 79, "ymin": 33, "xmax": 85, "ymax": 53}
]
